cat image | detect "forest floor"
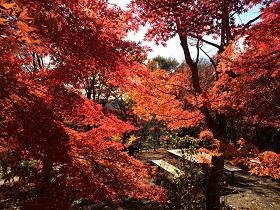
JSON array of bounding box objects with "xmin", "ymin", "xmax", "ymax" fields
[{"xmin": 136, "ymin": 148, "xmax": 280, "ymax": 210}]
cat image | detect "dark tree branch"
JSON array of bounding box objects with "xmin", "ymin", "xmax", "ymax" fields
[
  {"xmin": 199, "ymin": 47, "xmax": 217, "ymax": 70},
  {"xmin": 199, "ymin": 38, "xmax": 221, "ymax": 50},
  {"xmin": 242, "ymin": 14, "xmax": 262, "ymax": 30},
  {"xmin": 195, "ymin": 39, "xmax": 200, "ymax": 64}
]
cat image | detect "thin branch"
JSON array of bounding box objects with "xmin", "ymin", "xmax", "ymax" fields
[
  {"xmin": 199, "ymin": 47, "xmax": 217, "ymax": 70},
  {"xmin": 242, "ymin": 14, "xmax": 262, "ymax": 30},
  {"xmin": 195, "ymin": 39, "xmax": 200, "ymax": 64},
  {"xmin": 198, "ymin": 38, "xmax": 221, "ymax": 50}
]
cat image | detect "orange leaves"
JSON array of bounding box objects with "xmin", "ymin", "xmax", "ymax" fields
[
  {"xmin": 0, "ymin": 17, "xmax": 6, "ymax": 24},
  {"xmin": 0, "ymin": 1, "xmax": 31, "ymax": 23},
  {"xmin": 197, "ymin": 136, "xmax": 280, "ymax": 180},
  {"xmin": 207, "ymin": 137, "xmax": 280, "ymax": 179},
  {"xmin": 16, "ymin": 21, "xmax": 33, "ymax": 33},
  {"xmin": 0, "ymin": 1, "xmax": 16, "ymax": 10},
  {"xmin": 195, "ymin": 153, "xmax": 212, "ymax": 165},
  {"xmin": 208, "ymin": 3, "xmax": 280, "ymax": 128},
  {"xmin": 198, "ymin": 130, "xmax": 214, "ymax": 141},
  {"xmin": 0, "ymin": 0, "xmax": 44, "ymax": 54},
  {"xmin": 248, "ymin": 151, "xmax": 280, "ymax": 179},
  {"xmin": 18, "ymin": 8, "xmax": 32, "ymax": 22},
  {"xmin": 233, "ymin": 151, "xmax": 280, "ymax": 180},
  {"xmin": 128, "ymin": 67, "xmax": 204, "ymax": 129}
]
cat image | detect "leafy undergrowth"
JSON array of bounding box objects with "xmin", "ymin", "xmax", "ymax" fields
[{"xmin": 232, "ymin": 151, "xmax": 280, "ymax": 180}]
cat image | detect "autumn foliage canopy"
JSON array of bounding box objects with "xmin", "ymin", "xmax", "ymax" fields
[
  {"xmin": 0, "ymin": 0, "xmax": 165, "ymax": 208},
  {"xmin": 129, "ymin": 0, "xmax": 279, "ymax": 178},
  {"xmin": 0, "ymin": 0, "xmax": 280, "ymax": 208}
]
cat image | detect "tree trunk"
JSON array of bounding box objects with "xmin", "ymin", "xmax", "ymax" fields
[
  {"xmin": 201, "ymin": 107, "xmax": 227, "ymax": 141},
  {"xmin": 179, "ymin": 34, "xmax": 202, "ymax": 94},
  {"xmin": 206, "ymin": 155, "xmax": 224, "ymax": 210},
  {"xmin": 179, "ymin": 33, "xmax": 228, "ymax": 141},
  {"xmin": 42, "ymin": 158, "xmax": 53, "ymax": 193}
]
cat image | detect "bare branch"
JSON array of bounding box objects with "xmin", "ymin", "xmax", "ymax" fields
[
  {"xmin": 199, "ymin": 38, "xmax": 221, "ymax": 50},
  {"xmin": 195, "ymin": 39, "xmax": 200, "ymax": 64},
  {"xmin": 199, "ymin": 47, "xmax": 217, "ymax": 70},
  {"xmin": 243, "ymin": 14, "xmax": 262, "ymax": 30}
]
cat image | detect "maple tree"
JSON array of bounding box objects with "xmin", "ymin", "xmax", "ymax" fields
[
  {"xmin": 209, "ymin": 2, "xmax": 280, "ymax": 128},
  {"xmin": 236, "ymin": 151, "xmax": 280, "ymax": 179},
  {"xmin": 0, "ymin": 0, "xmax": 165, "ymax": 208},
  {"xmin": 129, "ymin": 67, "xmax": 203, "ymax": 129},
  {"xmin": 129, "ymin": 0, "xmax": 276, "ymax": 140},
  {"xmin": 1, "ymin": 0, "xmax": 279, "ymax": 208},
  {"xmin": 129, "ymin": 0, "xmax": 280, "ymax": 181},
  {"xmin": 208, "ymin": 2, "xmax": 280, "ymax": 179}
]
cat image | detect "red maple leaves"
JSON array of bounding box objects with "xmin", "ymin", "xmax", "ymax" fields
[{"xmin": 0, "ymin": 0, "xmax": 164, "ymax": 207}]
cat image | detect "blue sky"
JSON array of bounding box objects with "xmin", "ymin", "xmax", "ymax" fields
[{"xmin": 109, "ymin": 0, "xmax": 261, "ymax": 62}]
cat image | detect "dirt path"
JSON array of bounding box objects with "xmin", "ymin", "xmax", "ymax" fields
[{"xmin": 222, "ymin": 171, "xmax": 280, "ymax": 210}]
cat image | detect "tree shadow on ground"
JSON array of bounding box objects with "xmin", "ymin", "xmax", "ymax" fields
[{"xmin": 222, "ymin": 171, "xmax": 280, "ymax": 210}]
